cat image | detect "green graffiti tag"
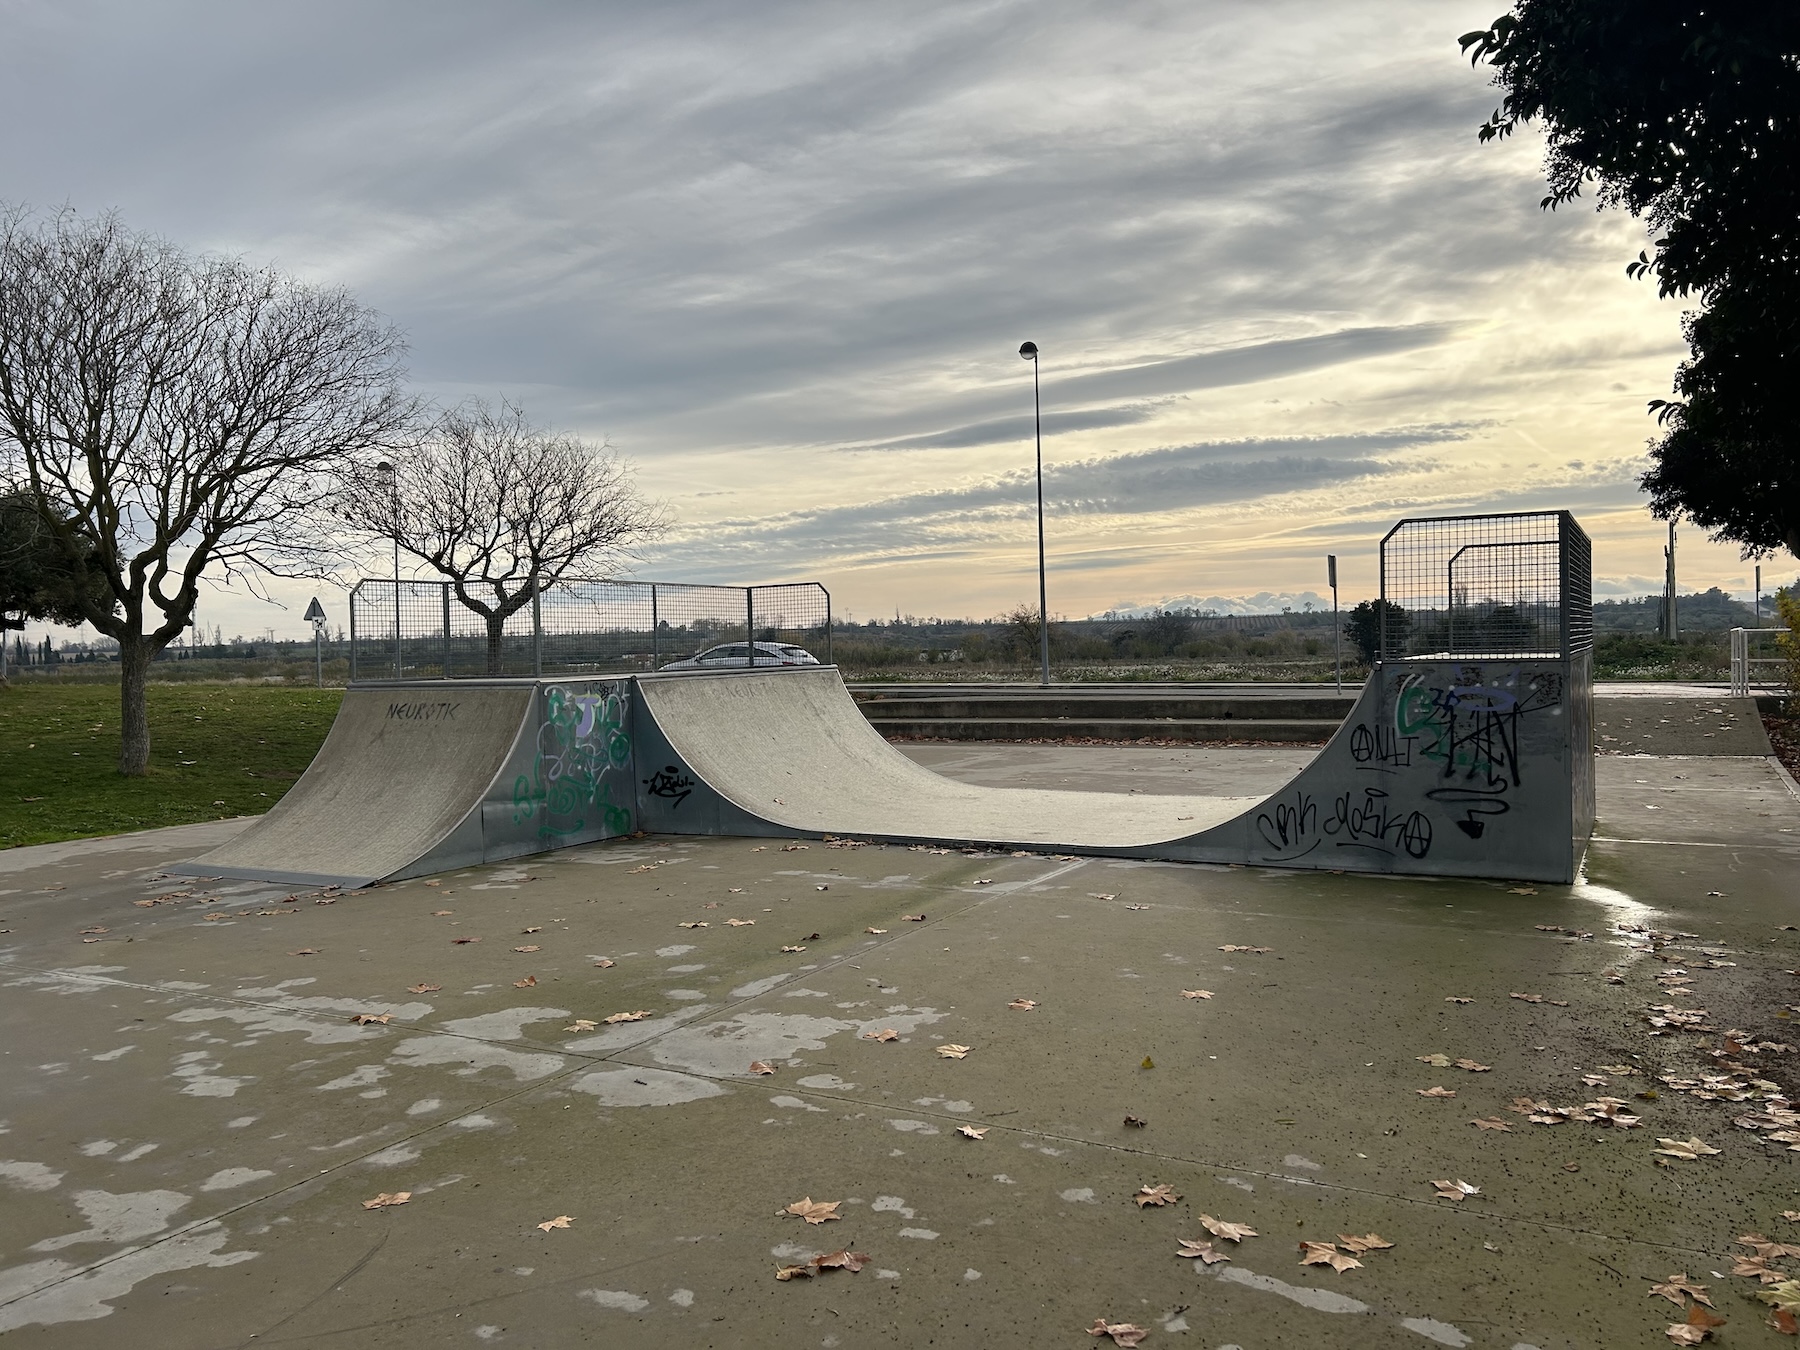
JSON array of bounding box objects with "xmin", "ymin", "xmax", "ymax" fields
[{"xmin": 512, "ymin": 684, "xmax": 633, "ymax": 839}]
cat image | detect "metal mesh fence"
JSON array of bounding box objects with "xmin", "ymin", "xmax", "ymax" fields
[
  {"xmin": 350, "ymin": 578, "xmax": 831, "ymax": 680},
  {"xmin": 1378, "ymin": 511, "xmax": 1591, "ymax": 659}
]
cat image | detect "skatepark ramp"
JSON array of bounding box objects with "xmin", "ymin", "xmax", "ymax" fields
[{"xmin": 184, "ymin": 511, "xmax": 1594, "ymax": 886}]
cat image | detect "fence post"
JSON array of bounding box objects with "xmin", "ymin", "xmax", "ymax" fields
[
  {"xmin": 1730, "ymin": 628, "xmax": 1745, "ymax": 697},
  {"xmin": 651, "ymin": 584, "xmax": 659, "ymax": 671},
  {"xmin": 442, "ymin": 584, "xmax": 452, "ymax": 679},
  {"xmin": 531, "ymin": 577, "xmax": 543, "ymax": 678},
  {"xmin": 349, "ymin": 583, "xmax": 359, "ymax": 683},
  {"xmin": 392, "ymin": 581, "xmax": 402, "ymax": 679},
  {"xmin": 746, "ymin": 587, "xmax": 755, "ymax": 667},
  {"xmin": 822, "ymin": 584, "xmax": 832, "ymax": 666}
]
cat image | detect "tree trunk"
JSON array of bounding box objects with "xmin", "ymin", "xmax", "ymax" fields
[
  {"xmin": 485, "ymin": 613, "xmax": 506, "ymax": 676},
  {"xmin": 118, "ymin": 635, "xmax": 153, "ymax": 776}
]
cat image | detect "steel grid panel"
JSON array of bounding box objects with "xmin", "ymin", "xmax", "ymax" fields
[
  {"xmin": 350, "ymin": 578, "xmax": 831, "ymax": 679},
  {"xmin": 1377, "ymin": 511, "xmax": 1590, "ymax": 660}
]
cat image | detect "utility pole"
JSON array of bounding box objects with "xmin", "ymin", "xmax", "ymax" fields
[
  {"xmin": 1663, "ymin": 520, "xmax": 1678, "ymax": 641},
  {"xmin": 1019, "ymin": 341, "xmax": 1050, "ymax": 688},
  {"xmin": 1327, "ymin": 554, "xmax": 1340, "ymax": 693},
  {"xmin": 1755, "ymin": 564, "xmax": 1762, "ymax": 626}
]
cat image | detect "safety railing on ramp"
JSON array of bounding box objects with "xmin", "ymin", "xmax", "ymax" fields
[
  {"xmin": 349, "ymin": 578, "xmax": 831, "ymax": 681},
  {"xmin": 1730, "ymin": 627, "xmax": 1790, "ymax": 698}
]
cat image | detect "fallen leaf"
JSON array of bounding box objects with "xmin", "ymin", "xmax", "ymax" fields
[
  {"xmin": 1771, "ymin": 1307, "xmax": 1799, "ymax": 1335},
  {"xmin": 781, "ymin": 1197, "xmax": 841, "ymax": 1225},
  {"xmin": 362, "ymin": 1191, "xmax": 411, "ymax": 1210},
  {"xmin": 1198, "ymin": 1215, "xmax": 1258, "ymax": 1242},
  {"xmin": 1124, "ymin": 904, "xmax": 1150, "ymax": 911},
  {"xmin": 725, "ymin": 918, "xmax": 756, "ymax": 927},
  {"xmin": 1008, "ymin": 998, "xmax": 1039, "ymax": 1010},
  {"xmin": 406, "ymin": 982, "xmax": 442, "ymax": 994},
  {"xmin": 593, "ymin": 959, "xmax": 615, "ymax": 969},
  {"xmin": 290, "ymin": 948, "xmax": 319, "ymax": 957},
  {"xmin": 774, "ymin": 1264, "xmax": 814, "ymax": 1281},
  {"xmin": 521, "ymin": 926, "xmax": 541, "ymax": 934},
  {"xmin": 1649, "ymin": 1274, "xmax": 1714, "ymax": 1308},
  {"xmin": 1655, "ymin": 1136, "xmax": 1722, "ymax": 1160},
  {"xmin": 564, "ymin": 1020, "xmax": 598, "ymax": 1032},
  {"xmin": 1760, "ymin": 1279, "xmax": 1800, "ymax": 1316},
  {"xmin": 749, "ymin": 1061, "xmax": 775, "ymax": 1075},
  {"xmin": 1177, "ymin": 1238, "xmax": 1232, "ymax": 1265},
  {"xmin": 958, "ymin": 1125, "xmax": 988, "ymax": 1139},
  {"xmin": 863, "ymin": 1029, "xmax": 899, "ymax": 1042},
  {"xmin": 1140, "ymin": 1056, "xmax": 1155, "ymax": 1069},
  {"xmin": 1470, "ymin": 1117, "xmax": 1514, "ymax": 1132},
  {"xmin": 903, "ymin": 914, "xmax": 926, "ymax": 922},
  {"xmin": 1087, "ymin": 1318, "xmax": 1149, "ymax": 1347},
  {"xmin": 1337, "ymin": 1233, "xmax": 1394, "ymax": 1254},
  {"xmin": 513, "ymin": 945, "xmax": 541, "ymax": 953},
  {"xmin": 1445, "ymin": 996, "xmax": 1474, "ymax": 1004},
  {"xmin": 1134, "ymin": 1184, "xmax": 1181, "ymax": 1208},
  {"xmin": 1418, "ymin": 1086, "xmax": 1457, "ymax": 1098},
  {"xmin": 678, "ymin": 921, "xmax": 708, "ymax": 929},
  {"xmin": 1430, "ymin": 1179, "xmax": 1480, "ymax": 1201},
  {"xmin": 781, "ymin": 945, "xmax": 807, "ymax": 953},
  {"xmin": 1667, "ymin": 1303, "xmax": 1728, "ymax": 1344},
  {"xmin": 973, "ymin": 879, "xmax": 994, "ymax": 886},
  {"xmin": 813, "ymin": 1249, "xmax": 870, "ymax": 1272},
  {"xmin": 1123, "ymin": 1115, "xmax": 1147, "ymax": 1128},
  {"xmin": 432, "ymin": 909, "xmax": 454, "ymax": 916},
  {"xmin": 512, "ymin": 975, "xmax": 538, "ymax": 988},
  {"xmin": 79, "ymin": 926, "xmax": 109, "ymax": 935},
  {"xmin": 1219, "ymin": 945, "xmax": 1273, "ymax": 953},
  {"xmin": 1299, "ymin": 1240, "xmax": 1363, "ymax": 1272},
  {"xmin": 536, "ymin": 1215, "xmax": 574, "ymax": 1232},
  {"xmin": 936, "ymin": 1044, "xmax": 972, "ymax": 1059},
  {"xmin": 603, "ymin": 1010, "xmax": 652, "ymax": 1024},
  {"xmin": 815, "ymin": 885, "xmax": 829, "ymax": 892},
  {"xmin": 1089, "ymin": 893, "xmax": 1117, "ymax": 901},
  {"xmin": 1783, "ymin": 1212, "xmax": 1800, "ymax": 1222},
  {"xmin": 1454, "ymin": 1059, "xmax": 1492, "ymax": 1073},
  {"xmin": 451, "ymin": 936, "xmax": 480, "ymax": 944},
  {"xmin": 1417, "ymin": 1053, "xmax": 1452, "ymax": 1067},
  {"xmin": 865, "ymin": 927, "xmax": 888, "ymax": 935},
  {"xmin": 1508, "ymin": 886, "xmax": 1538, "ymax": 895},
  {"xmin": 1181, "ymin": 990, "xmax": 1215, "ymax": 1000},
  {"xmin": 350, "ymin": 1013, "xmax": 393, "ymax": 1025}
]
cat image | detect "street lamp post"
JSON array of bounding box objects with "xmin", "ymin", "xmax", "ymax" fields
[
  {"xmin": 377, "ymin": 461, "xmax": 400, "ymax": 678},
  {"xmin": 1327, "ymin": 554, "xmax": 1340, "ymax": 693},
  {"xmin": 1019, "ymin": 341, "xmax": 1050, "ymax": 687}
]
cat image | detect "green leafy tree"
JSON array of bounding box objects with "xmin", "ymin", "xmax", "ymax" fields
[
  {"xmin": 1461, "ymin": 5, "xmax": 1800, "ymax": 560},
  {"xmin": 1345, "ymin": 599, "xmax": 1409, "ymax": 663},
  {"xmin": 0, "ymin": 491, "xmax": 113, "ymax": 641}
]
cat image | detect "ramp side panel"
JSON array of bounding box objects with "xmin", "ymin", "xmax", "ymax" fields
[
  {"xmin": 186, "ymin": 686, "xmax": 536, "ymax": 885},
  {"xmin": 1171, "ymin": 658, "xmax": 1578, "ymax": 882}
]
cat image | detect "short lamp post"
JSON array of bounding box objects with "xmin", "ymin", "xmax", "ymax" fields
[{"xmin": 1019, "ymin": 341, "xmax": 1050, "ymax": 687}]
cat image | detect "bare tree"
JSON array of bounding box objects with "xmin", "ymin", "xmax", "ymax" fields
[
  {"xmin": 0, "ymin": 208, "xmax": 410, "ymax": 774},
  {"xmin": 335, "ymin": 399, "xmax": 666, "ymax": 675}
]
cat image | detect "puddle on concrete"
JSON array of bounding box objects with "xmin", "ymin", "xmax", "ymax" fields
[
  {"xmin": 0, "ymin": 1161, "xmax": 64, "ymax": 1192},
  {"xmin": 168, "ymin": 1005, "xmax": 386, "ymax": 1046},
  {"xmin": 388, "ymin": 1036, "xmax": 565, "ymax": 1083},
  {"xmin": 200, "ymin": 1168, "xmax": 273, "ymax": 1191},
  {"xmin": 0, "ymin": 1221, "xmax": 257, "ymax": 1333},
  {"xmin": 31, "ymin": 1189, "xmax": 190, "ymax": 1251},
  {"xmin": 438, "ymin": 1007, "xmax": 569, "ymax": 1040},
  {"xmin": 568, "ymin": 1067, "xmax": 729, "ymax": 1108},
  {"xmin": 1400, "ymin": 1317, "xmax": 1473, "ymax": 1346},
  {"xmin": 1214, "ymin": 1265, "xmax": 1370, "ymax": 1314}
]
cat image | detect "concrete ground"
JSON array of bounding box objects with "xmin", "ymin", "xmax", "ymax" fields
[{"xmin": 2, "ymin": 740, "xmax": 1798, "ymax": 1348}]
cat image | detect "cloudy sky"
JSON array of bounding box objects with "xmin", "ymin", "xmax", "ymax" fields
[{"xmin": 2, "ymin": 0, "xmax": 1777, "ymax": 641}]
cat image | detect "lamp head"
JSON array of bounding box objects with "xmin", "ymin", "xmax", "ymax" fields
[
  {"xmin": 375, "ymin": 461, "xmax": 394, "ymax": 474},
  {"xmin": 1018, "ymin": 341, "xmax": 1037, "ymax": 361}
]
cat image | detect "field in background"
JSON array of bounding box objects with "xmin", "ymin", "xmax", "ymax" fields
[{"xmin": 0, "ymin": 683, "xmax": 342, "ymax": 848}]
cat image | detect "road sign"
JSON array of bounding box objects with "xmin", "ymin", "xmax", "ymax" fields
[{"xmin": 304, "ymin": 597, "xmax": 326, "ymax": 624}]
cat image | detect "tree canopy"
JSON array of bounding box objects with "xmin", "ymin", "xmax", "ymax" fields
[
  {"xmin": 0, "ymin": 490, "xmax": 113, "ymax": 635},
  {"xmin": 1461, "ymin": 4, "xmax": 1800, "ymax": 560}
]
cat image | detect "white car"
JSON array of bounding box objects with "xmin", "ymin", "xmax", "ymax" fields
[{"xmin": 658, "ymin": 641, "xmax": 821, "ymax": 671}]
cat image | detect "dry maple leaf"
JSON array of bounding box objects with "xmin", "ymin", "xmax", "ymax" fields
[
  {"xmin": 289, "ymin": 948, "xmax": 319, "ymax": 957},
  {"xmin": 1733, "ymin": 1256, "xmax": 1784, "ymax": 1284},
  {"xmin": 1667, "ymin": 1303, "xmax": 1728, "ymax": 1344},
  {"xmin": 1417, "ymin": 1053, "xmax": 1452, "ymax": 1067},
  {"xmin": 1181, "ymin": 990, "xmax": 1215, "ymax": 1000},
  {"xmin": 603, "ymin": 1009, "xmax": 651, "ymax": 1023},
  {"xmin": 1454, "ymin": 1059, "xmax": 1492, "ymax": 1073},
  {"xmin": 863, "ymin": 1028, "xmax": 899, "ymax": 1042},
  {"xmin": 1784, "ymin": 1213, "xmax": 1800, "ymax": 1223},
  {"xmin": 677, "ymin": 921, "xmax": 707, "ymax": 929},
  {"xmin": 781, "ymin": 1197, "xmax": 842, "ymax": 1225},
  {"xmin": 781, "ymin": 945, "xmax": 806, "ymax": 953},
  {"xmin": 903, "ymin": 914, "xmax": 926, "ymax": 922},
  {"xmin": 1740, "ymin": 1235, "xmax": 1800, "ymax": 1260},
  {"xmin": 513, "ymin": 945, "xmax": 541, "ymax": 953},
  {"xmin": 1430, "ymin": 1179, "xmax": 1480, "ymax": 1201},
  {"xmin": 1089, "ymin": 893, "xmax": 1117, "ymax": 901},
  {"xmin": 1655, "ymin": 1137, "xmax": 1722, "ymax": 1160},
  {"xmin": 1219, "ymin": 944, "xmax": 1273, "ymax": 953},
  {"xmin": 1649, "ymin": 1275, "xmax": 1714, "ymax": 1307},
  {"xmin": 406, "ymin": 982, "xmax": 442, "ymax": 994},
  {"xmin": 1337, "ymin": 1233, "xmax": 1394, "ymax": 1254},
  {"xmin": 349, "ymin": 1013, "xmax": 393, "ymax": 1025},
  {"xmin": 593, "ymin": 958, "xmax": 615, "ymax": 968},
  {"xmin": 748, "ymin": 1060, "xmax": 775, "ymax": 1075},
  {"xmin": 1123, "ymin": 1115, "xmax": 1146, "ymax": 1128},
  {"xmin": 774, "ymin": 1263, "xmax": 814, "ymax": 1281},
  {"xmin": 958, "ymin": 1125, "xmax": 988, "ymax": 1139},
  {"xmin": 512, "ymin": 975, "xmax": 538, "ymax": 988},
  {"xmin": 1134, "ymin": 1184, "xmax": 1181, "ymax": 1208},
  {"xmin": 1299, "ymin": 1241, "xmax": 1363, "ymax": 1272},
  {"xmin": 1177, "ymin": 1238, "xmax": 1231, "ymax": 1265},
  {"xmin": 362, "ymin": 1191, "xmax": 411, "ymax": 1209},
  {"xmin": 813, "ymin": 1249, "xmax": 870, "ymax": 1272},
  {"xmin": 1199, "ymin": 1215, "xmax": 1257, "ymax": 1242},
  {"xmin": 1008, "ymin": 998, "xmax": 1039, "ymax": 1010},
  {"xmin": 1418, "ymin": 1086, "xmax": 1457, "ymax": 1098},
  {"xmin": 936, "ymin": 1044, "xmax": 972, "ymax": 1059},
  {"xmin": 865, "ymin": 926, "xmax": 888, "ymax": 935},
  {"xmin": 725, "ymin": 918, "xmax": 755, "ymax": 927},
  {"xmin": 1760, "ymin": 1280, "xmax": 1800, "ymax": 1316},
  {"xmin": 1087, "ymin": 1318, "xmax": 1150, "ymax": 1347},
  {"xmin": 1470, "ymin": 1117, "xmax": 1514, "ymax": 1132},
  {"xmin": 536, "ymin": 1215, "xmax": 574, "ymax": 1232},
  {"xmin": 1445, "ymin": 996, "xmax": 1474, "ymax": 1004},
  {"xmin": 451, "ymin": 936, "xmax": 479, "ymax": 944},
  {"xmin": 1510, "ymin": 991, "xmax": 1545, "ymax": 1003},
  {"xmin": 1124, "ymin": 904, "xmax": 1150, "ymax": 911},
  {"xmin": 431, "ymin": 908, "xmax": 453, "ymax": 916}
]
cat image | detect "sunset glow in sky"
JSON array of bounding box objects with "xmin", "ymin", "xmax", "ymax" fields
[{"xmin": 3, "ymin": 0, "xmax": 1781, "ymax": 641}]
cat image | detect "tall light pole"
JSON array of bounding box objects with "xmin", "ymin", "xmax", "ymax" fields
[
  {"xmin": 1327, "ymin": 554, "xmax": 1340, "ymax": 693},
  {"xmin": 377, "ymin": 461, "xmax": 400, "ymax": 677},
  {"xmin": 1019, "ymin": 341, "xmax": 1050, "ymax": 687}
]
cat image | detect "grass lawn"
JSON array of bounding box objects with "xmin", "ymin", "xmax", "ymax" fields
[{"xmin": 0, "ymin": 681, "xmax": 341, "ymax": 848}]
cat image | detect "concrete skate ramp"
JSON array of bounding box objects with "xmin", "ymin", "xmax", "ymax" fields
[
  {"xmin": 184, "ymin": 685, "xmax": 536, "ymax": 887},
  {"xmin": 631, "ymin": 667, "xmax": 1256, "ymax": 846}
]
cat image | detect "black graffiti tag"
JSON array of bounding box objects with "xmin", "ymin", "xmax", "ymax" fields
[
  {"xmin": 1325, "ymin": 787, "xmax": 1432, "ymax": 858},
  {"xmin": 1255, "ymin": 791, "xmax": 1318, "ymax": 857},
  {"xmin": 644, "ymin": 765, "xmax": 695, "ymax": 807}
]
